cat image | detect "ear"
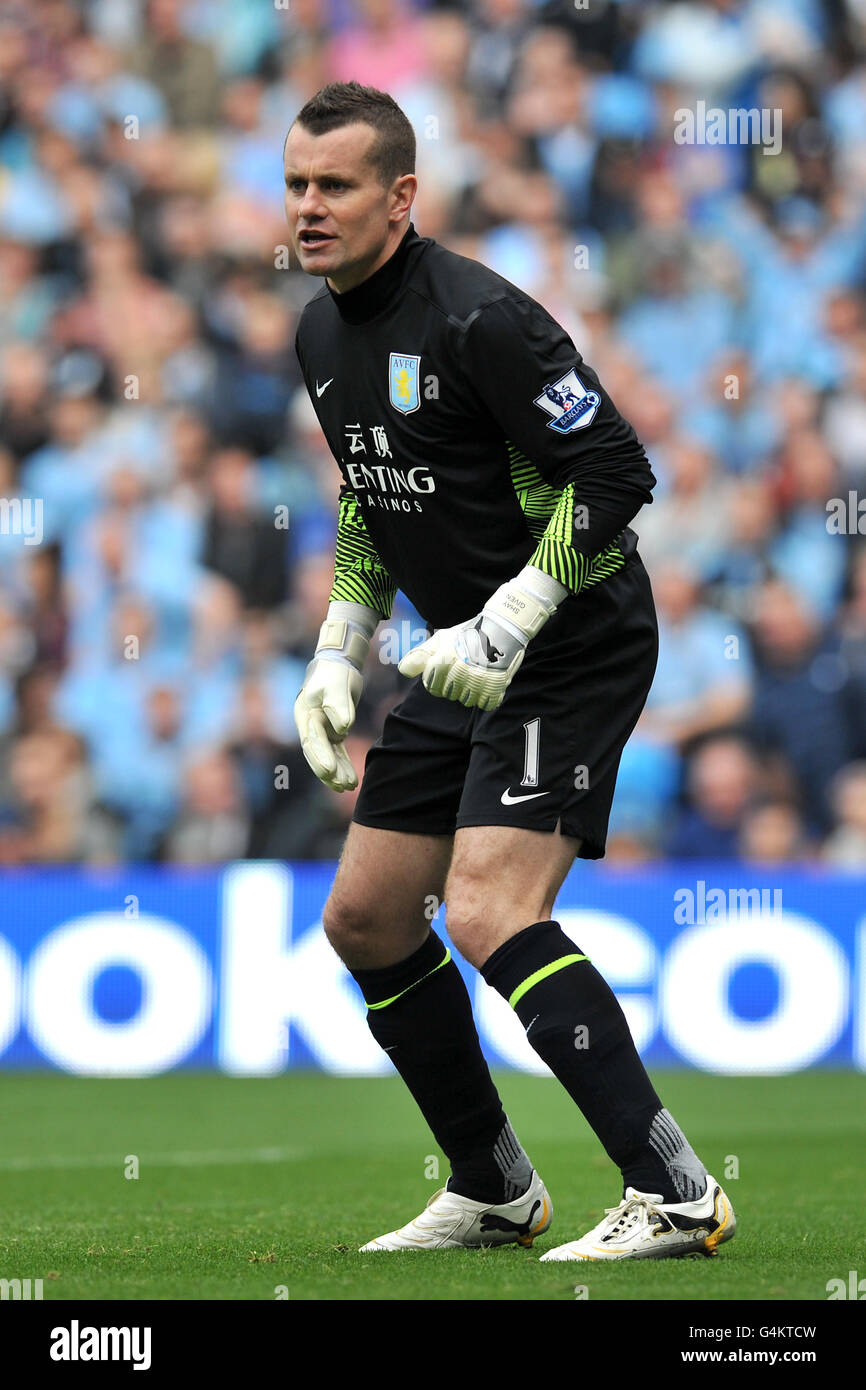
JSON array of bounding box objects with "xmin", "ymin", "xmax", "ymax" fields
[{"xmin": 391, "ymin": 173, "xmax": 417, "ymax": 220}]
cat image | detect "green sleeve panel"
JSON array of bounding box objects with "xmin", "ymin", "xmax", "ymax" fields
[
  {"xmin": 508, "ymin": 443, "xmax": 626, "ymax": 596},
  {"xmin": 328, "ymin": 489, "xmax": 398, "ymax": 619},
  {"xmin": 528, "ymin": 480, "xmax": 627, "ymax": 594}
]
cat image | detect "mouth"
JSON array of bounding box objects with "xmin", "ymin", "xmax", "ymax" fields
[{"xmin": 298, "ymin": 229, "xmax": 336, "ymax": 248}]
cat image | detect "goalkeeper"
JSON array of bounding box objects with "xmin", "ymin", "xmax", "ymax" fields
[{"xmin": 289, "ymin": 81, "xmax": 735, "ymax": 1262}]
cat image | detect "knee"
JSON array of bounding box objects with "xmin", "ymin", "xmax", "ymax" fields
[
  {"xmin": 321, "ymin": 891, "xmax": 375, "ymax": 962},
  {"xmin": 443, "ymin": 873, "xmax": 497, "ymax": 968},
  {"xmin": 445, "ymin": 869, "xmax": 555, "ymax": 969}
]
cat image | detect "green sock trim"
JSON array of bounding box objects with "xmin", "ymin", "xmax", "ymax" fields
[
  {"xmin": 508, "ymin": 953, "xmax": 588, "ymax": 1010},
  {"xmin": 367, "ymin": 947, "xmax": 452, "ymax": 1011}
]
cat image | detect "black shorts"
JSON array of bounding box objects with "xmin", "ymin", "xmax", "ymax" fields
[{"xmin": 352, "ymin": 555, "xmax": 658, "ymax": 859}]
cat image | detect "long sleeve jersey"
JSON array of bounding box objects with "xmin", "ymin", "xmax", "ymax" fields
[{"xmin": 294, "ymin": 222, "xmax": 655, "ymax": 630}]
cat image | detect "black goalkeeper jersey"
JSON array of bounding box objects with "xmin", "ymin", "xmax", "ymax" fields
[{"xmin": 294, "ymin": 221, "xmax": 655, "ymax": 631}]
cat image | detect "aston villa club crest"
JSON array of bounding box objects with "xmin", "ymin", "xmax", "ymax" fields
[
  {"xmin": 389, "ymin": 352, "xmax": 421, "ymax": 414},
  {"xmin": 533, "ymin": 369, "xmax": 600, "ymax": 433}
]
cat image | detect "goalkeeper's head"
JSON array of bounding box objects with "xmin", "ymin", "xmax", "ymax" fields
[{"xmin": 283, "ymin": 81, "xmax": 417, "ymax": 295}]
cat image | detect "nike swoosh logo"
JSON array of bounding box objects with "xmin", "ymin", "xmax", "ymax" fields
[
  {"xmin": 315, "ymin": 378, "xmax": 334, "ymax": 397},
  {"xmin": 500, "ymin": 789, "xmax": 550, "ymax": 805}
]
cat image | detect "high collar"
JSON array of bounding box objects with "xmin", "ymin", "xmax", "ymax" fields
[{"xmin": 326, "ymin": 223, "xmax": 422, "ymax": 325}]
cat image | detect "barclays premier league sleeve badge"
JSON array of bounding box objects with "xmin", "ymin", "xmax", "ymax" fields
[{"xmin": 533, "ymin": 369, "xmax": 601, "ymax": 433}]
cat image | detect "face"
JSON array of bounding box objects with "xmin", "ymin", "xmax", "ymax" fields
[{"xmin": 284, "ymin": 121, "xmax": 415, "ymax": 293}]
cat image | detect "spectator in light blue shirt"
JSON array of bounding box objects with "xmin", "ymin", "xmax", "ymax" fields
[{"xmin": 641, "ymin": 558, "xmax": 753, "ymax": 751}]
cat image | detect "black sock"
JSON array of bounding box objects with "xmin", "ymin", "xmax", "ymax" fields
[
  {"xmin": 350, "ymin": 931, "xmax": 533, "ymax": 1204},
  {"xmin": 481, "ymin": 921, "xmax": 708, "ymax": 1203}
]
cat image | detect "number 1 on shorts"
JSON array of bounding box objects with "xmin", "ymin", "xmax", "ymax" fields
[{"xmin": 522, "ymin": 717, "xmax": 540, "ymax": 787}]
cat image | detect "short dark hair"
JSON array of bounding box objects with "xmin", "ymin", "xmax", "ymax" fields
[{"xmin": 290, "ymin": 81, "xmax": 415, "ymax": 190}]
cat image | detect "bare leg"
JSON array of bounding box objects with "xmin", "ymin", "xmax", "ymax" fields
[
  {"xmin": 444, "ymin": 822, "xmax": 581, "ymax": 966},
  {"xmin": 322, "ymin": 822, "xmax": 453, "ymax": 969}
]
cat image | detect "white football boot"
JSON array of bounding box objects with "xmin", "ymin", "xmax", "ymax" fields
[
  {"xmin": 539, "ymin": 1174, "xmax": 735, "ymax": 1262},
  {"xmin": 359, "ymin": 1169, "xmax": 553, "ymax": 1251}
]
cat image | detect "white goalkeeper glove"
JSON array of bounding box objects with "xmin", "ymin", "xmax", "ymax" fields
[
  {"xmin": 294, "ymin": 601, "xmax": 379, "ymax": 791},
  {"xmin": 398, "ymin": 566, "xmax": 568, "ymax": 711}
]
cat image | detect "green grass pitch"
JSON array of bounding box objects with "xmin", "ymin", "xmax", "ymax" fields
[{"xmin": 1, "ymin": 1070, "xmax": 863, "ymax": 1301}]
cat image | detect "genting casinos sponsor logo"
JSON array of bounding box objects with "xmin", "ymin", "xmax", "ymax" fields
[{"xmin": 0, "ymin": 864, "xmax": 862, "ymax": 1076}]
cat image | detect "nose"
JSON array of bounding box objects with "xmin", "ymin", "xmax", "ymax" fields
[{"xmin": 297, "ymin": 181, "xmax": 326, "ymax": 220}]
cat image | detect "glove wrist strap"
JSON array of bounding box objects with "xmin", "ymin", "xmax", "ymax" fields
[
  {"xmin": 517, "ymin": 564, "xmax": 569, "ymax": 609},
  {"xmin": 483, "ymin": 577, "xmax": 558, "ymax": 642},
  {"xmin": 315, "ymin": 619, "xmax": 370, "ymax": 671},
  {"xmin": 313, "ymin": 600, "xmax": 379, "ymax": 670}
]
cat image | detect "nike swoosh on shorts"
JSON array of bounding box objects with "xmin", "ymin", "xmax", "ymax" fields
[{"xmin": 500, "ymin": 789, "xmax": 550, "ymax": 805}]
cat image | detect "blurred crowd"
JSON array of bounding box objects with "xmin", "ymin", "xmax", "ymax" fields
[{"xmin": 1, "ymin": 0, "xmax": 866, "ymax": 866}]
